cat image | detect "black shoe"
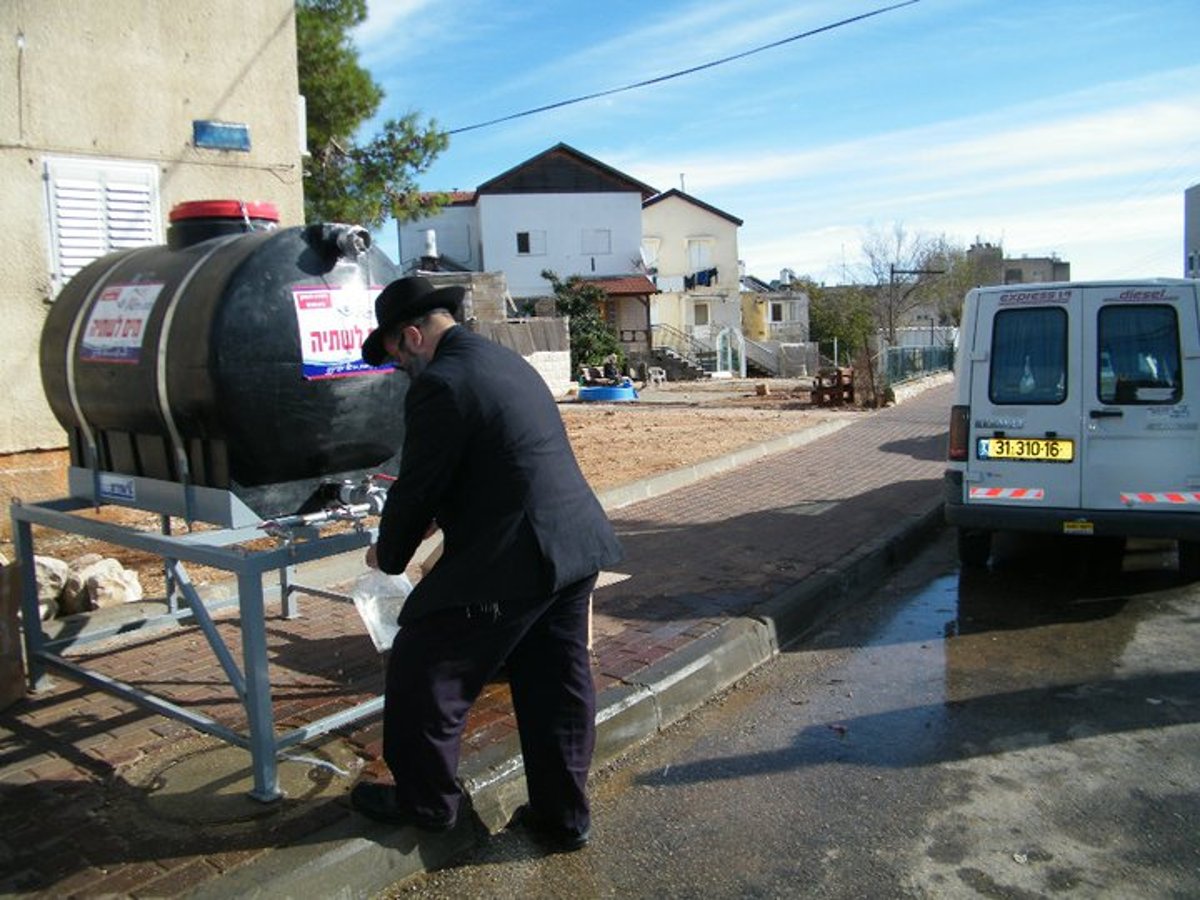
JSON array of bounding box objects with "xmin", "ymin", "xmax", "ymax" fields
[
  {"xmin": 507, "ymin": 804, "xmax": 590, "ymax": 853},
  {"xmin": 350, "ymin": 782, "xmax": 455, "ymax": 832}
]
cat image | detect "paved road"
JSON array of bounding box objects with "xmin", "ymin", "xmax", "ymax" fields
[
  {"xmin": 0, "ymin": 381, "xmax": 953, "ymax": 899},
  {"xmin": 392, "ymin": 529, "xmax": 1200, "ymax": 898}
]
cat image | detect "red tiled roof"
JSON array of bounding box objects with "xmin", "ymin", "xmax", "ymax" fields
[
  {"xmin": 418, "ymin": 190, "xmax": 476, "ymax": 205},
  {"xmin": 581, "ymin": 275, "xmax": 658, "ymax": 296}
]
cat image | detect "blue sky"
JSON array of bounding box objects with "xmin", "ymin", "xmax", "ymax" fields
[{"xmin": 352, "ymin": 0, "xmax": 1200, "ymax": 285}]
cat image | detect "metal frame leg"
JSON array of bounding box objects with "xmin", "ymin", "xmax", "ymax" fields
[
  {"xmin": 237, "ymin": 571, "xmax": 281, "ymax": 802},
  {"xmin": 9, "ymin": 493, "xmax": 381, "ymax": 801},
  {"xmin": 12, "ymin": 515, "xmax": 49, "ymax": 690},
  {"xmin": 161, "ymin": 514, "xmax": 180, "ymax": 614},
  {"xmin": 280, "ymin": 564, "xmax": 300, "ymax": 619}
]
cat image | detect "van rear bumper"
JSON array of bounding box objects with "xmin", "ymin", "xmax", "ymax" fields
[{"xmin": 943, "ymin": 470, "xmax": 1200, "ymax": 541}]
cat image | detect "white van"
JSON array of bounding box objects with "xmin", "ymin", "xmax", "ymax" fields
[{"xmin": 944, "ymin": 279, "xmax": 1200, "ymax": 575}]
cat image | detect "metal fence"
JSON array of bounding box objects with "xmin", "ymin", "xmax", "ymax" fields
[{"xmin": 884, "ymin": 345, "xmax": 955, "ymax": 384}]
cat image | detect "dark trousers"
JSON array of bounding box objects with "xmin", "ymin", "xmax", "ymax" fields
[{"xmin": 383, "ymin": 573, "xmax": 597, "ymax": 834}]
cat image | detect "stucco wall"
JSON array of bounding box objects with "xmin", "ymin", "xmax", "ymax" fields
[
  {"xmin": 0, "ymin": 0, "xmax": 303, "ymax": 454},
  {"xmin": 396, "ymin": 204, "xmax": 481, "ymax": 271},
  {"xmin": 478, "ymin": 193, "xmax": 643, "ymax": 297},
  {"xmin": 642, "ymin": 196, "xmax": 739, "ymax": 283},
  {"xmin": 741, "ymin": 292, "xmax": 769, "ymax": 341}
]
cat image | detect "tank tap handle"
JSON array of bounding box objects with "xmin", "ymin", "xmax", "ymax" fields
[
  {"xmin": 335, "ymin": 477, "xmax": 388, "ymax": 514},
  {"xmin": 334, "ymin": 225, "xmax": 372, "ymax": 259},
  {"xmin": 304, "ymin": 223, "xmax": 373, "ymax": 260}
]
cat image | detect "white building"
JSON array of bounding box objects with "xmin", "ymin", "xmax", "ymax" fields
[
  {"xmin": 396, "ymin": 143, "xmax": 661, "ymax": 360},
  {"xmin": 397, "ymin": 144, "xmax": 657, "ymax": 298},
  {"xmin": 641, "ymin": 189, "xmax": 746, "ymax": 374}
]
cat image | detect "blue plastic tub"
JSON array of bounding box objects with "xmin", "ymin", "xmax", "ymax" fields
[{"xmin": 578, "ymin": 384, "xmax": 638, "ymax": 402}]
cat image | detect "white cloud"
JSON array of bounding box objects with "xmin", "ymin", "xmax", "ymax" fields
[
  {"xmin": 443, "ymin": 1, "xmax": 852, "ymax": 112},
  {"xmin": 352, "ymin": 0, "xmax": 464, "ymax": 68},
  {"xmin": 622, "ymin": 87, "xmax": 1200, "ymax": 197},
  {"xmin": 356, "ymin": 0, "xmax": 432, "ymax": 35},
  {"xmin": 742, "ymin": 192, "xmax": 1186, "ymax": 285},
  {"xmin": 614, "ymin": 68, "xmax": 1200, "ymax": 283}
]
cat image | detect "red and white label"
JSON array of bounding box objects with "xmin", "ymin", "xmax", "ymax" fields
[
  {"xmin": 292, "ymin": 283, "xmax": 383, "ymax": 378},
  {"xmin": 1121, "ymin": 492, "xmax": 1200, "ymax": 506},
  {"xmin": 969, "ymin": 487, "xmax": 1045, "ymax": 501},
  {"xmin": 80, "ymin": 282, "xmax": 164, "ymax": 363}
]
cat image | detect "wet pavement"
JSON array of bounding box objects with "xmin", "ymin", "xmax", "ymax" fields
[
  {"xmin": 394, "ymin": 529, "xmax": 1200, "ymax": 897},
  {"xmin": 0, "ymin": 378, "xmax": 953, "ymax": 898}
]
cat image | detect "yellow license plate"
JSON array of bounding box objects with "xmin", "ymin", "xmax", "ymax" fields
[{"xmin": 977, "ymin": 437, "xmax": 1074, "ymax": 462}]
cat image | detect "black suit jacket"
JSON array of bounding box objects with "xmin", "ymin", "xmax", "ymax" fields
[{"xmin": 375, "ymin": 325, "xmax": 623, "ymax": 622}]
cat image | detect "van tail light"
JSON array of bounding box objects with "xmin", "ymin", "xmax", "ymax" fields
[{"xmin": 948, "ymin": 405, "xmax": 970, "ymax": 461}]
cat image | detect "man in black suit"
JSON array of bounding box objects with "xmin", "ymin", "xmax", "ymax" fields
[{"xmin": 351, "ymin": 276, "xmax": 622, "ymax": 852}]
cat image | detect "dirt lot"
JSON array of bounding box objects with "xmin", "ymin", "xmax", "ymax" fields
[
  {"xmin": 4, "ymin": 377, "xmax": 863, "ymax": 602},
  {"xmin": 562, "ymin": 378, "xmax": 856, "ymax": 490}
]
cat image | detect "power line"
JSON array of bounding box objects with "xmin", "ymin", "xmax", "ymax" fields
[{"xmin": 447, "ymin": 0, "xmax": 921, "ymax": 135}]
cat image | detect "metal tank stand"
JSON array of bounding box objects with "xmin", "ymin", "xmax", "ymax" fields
[{"xmin": 12, "ymin": 471, "xmax": 387, "ymax": 802}]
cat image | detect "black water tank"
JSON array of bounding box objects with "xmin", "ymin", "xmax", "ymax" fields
[{"xmin": 40, "ymin": 201, "xmax": 408, "ymax": 519}]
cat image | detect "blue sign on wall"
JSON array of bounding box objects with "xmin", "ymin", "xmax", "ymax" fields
[{"xmin": 193, "ymin": 120, "xmax": 251, "ymax": 152}]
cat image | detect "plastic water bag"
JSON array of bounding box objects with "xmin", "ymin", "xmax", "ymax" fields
[{"xmin": 351, "ymin": 569, "xmax": 412, "ymax": 652}]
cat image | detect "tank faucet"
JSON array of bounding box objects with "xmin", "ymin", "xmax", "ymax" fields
[
  {"xmin": 306, "ymin": 223, "xmax": 372, "ymax": 260},
  {"xmin": 333, "ymin": 224, "xmax": 372, "ymax": 259}
]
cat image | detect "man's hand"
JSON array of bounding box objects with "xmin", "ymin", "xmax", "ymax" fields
[{"xmin": 367, "ymin": 522, "xmax": 435, "ymax": 569}]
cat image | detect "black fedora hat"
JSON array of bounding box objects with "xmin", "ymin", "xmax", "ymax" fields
[{"xmin": 361, "ymin": 276, "xmax": 465, "ymax": 366}]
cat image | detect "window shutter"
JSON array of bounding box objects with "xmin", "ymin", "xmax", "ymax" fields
[
  {"xmin": 106, "ymin": 178, "xmax": 157, "ymax": 249},
  {"xmin": 687, "ymin": 239, "xmax": 713, "ymax": 271},
  {"xmin": 581, "ymin": 228, "xmax": 611, "ymax": 255},
  {"xmin": 640, "ymin": 238, "xmax": 660, "ymax": 268},
  {"xmin": 44, "ymin": 158, "xmax": 161, "ymax": 295}
]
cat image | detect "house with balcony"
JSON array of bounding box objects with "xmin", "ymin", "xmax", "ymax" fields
[
  {"xmin": 396, "ymin": 144, "xmax": 660, "ymax": 359},
  {"xmin": 641, "ymin": 189, "xmax": 745, "ymax": 375}
]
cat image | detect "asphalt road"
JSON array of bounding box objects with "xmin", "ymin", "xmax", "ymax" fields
[{"xmin": 391, "ymin": 528, "xmax": 1200, "ymax": 898}]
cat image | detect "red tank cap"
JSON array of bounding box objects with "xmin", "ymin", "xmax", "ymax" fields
[{"xmin": 169, "ymin": 200, "xmax": 280, "ymax": 222}]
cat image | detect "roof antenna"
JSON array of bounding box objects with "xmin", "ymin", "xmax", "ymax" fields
[{"xmin": 680, "ymin": 173, "xmax": 686, "ymax": 193}]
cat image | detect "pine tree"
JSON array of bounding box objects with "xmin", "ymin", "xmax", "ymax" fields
[{"xmin": 296, "ymin": 0, "xmax": 448, "ymax": 226}]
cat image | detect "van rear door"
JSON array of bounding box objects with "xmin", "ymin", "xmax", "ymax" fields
[
  {"xmin": 1080, "ymin": 283, "xmax": 1200, "ymax": 511},
  {"xmin": 966, "ymin": 287, "xmax": 1083, "ymax": 510}
]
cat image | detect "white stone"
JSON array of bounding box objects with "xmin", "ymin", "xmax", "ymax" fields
[
  {"xmin": 61, "ymin": 555, "xmax": 113, "ymax": 614},
  {"xmin": 33, "ymin": 556, "xmax": 70, "ymax": 620},
  {"xmin": 86, "ymin": 562, "xmax": 143, "ymax": 609}
]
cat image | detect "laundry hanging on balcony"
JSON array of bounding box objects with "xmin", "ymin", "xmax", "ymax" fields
[{"xmin": 684, "ymin": 267, "xmax": 720, "ymax": 289}]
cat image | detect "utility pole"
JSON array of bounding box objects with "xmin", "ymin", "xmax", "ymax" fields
[{"xmin": 888, "ymin": 264, "xmax": 945, "ymax": 344}]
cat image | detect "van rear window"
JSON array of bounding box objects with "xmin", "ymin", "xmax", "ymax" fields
[
  {"xmin": 989, "ymin": 307, "xmax": 1067, "ymax": 404},
  {"xmin": 1097, "ymin": 304, "xmax": 1181, "ymax": 404}
]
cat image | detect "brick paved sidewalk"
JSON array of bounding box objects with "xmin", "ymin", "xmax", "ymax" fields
[{"xmin": 0, "ymin": 381, "xmax": 952, "ymax": 898}]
